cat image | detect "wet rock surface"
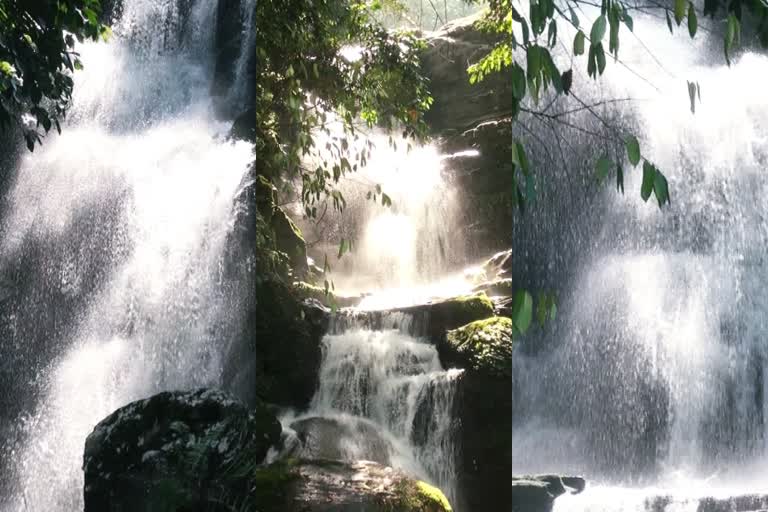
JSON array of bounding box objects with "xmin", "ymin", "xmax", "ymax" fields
[
  {"xmin": 252, "ymin": 459, "xmax": 453, "ymax": 512},
  {"xmin": 289, "ymin": 416, "xmax": 395, "ymax": 465},
  {"xmin": 511, "ymin": 475, "xmax": 586, "ymax": 512},
  {"xmin": 83, "ymin": 388, "xmax": 281, "ymax": 511}
]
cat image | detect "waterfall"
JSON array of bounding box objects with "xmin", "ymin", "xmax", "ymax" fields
[
  {"xmin": 296, "ymin": 133, "xmax": 472, "ymax": 307},
  {"xmin": 288, "ymin": 320, "xmax": 462, "ymax": 506},
  {"xmin": 513, "ymin": 8, "xmax": 768, "ymax": 510},
  {"xmin": 0, "ymin": 1, "xmax": 254, "ymax": 510}
]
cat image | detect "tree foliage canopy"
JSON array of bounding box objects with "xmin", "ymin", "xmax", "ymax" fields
[
  {"xmin": 0, "ymin": 0, "xmax": 110, "ymax": 150},
  {"xmin": 254, "ymin": 0, "xmax": 433, "ymax": 218}
]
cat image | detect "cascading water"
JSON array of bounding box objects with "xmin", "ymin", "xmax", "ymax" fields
[
  {"xmin": 513, "ymin": 9, "xmax": 768, "ymax": 511},
  {"xmin": 296, "ymin": 134, "xmax": 475, "ymax": 309},
  {"xmin": 285, "ymin": 315, "xmax": 463, "ymax": 506},
  {"xmin": 0, "ymin": 1, "xmax": 254, "ymax": 510}
]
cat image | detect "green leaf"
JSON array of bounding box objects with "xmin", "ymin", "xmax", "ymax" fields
[
  {"xmin": 526, "ymin": 46, "xmax": 541, "ymax": 80},
  {"xmin": 687, "ymin": 80, "xmax": 697, "ymax": 113},
  {"xmin": 587, "ymin": 44, "xmax": 597, "ymax": 78},
  {"xmin": 596, "ymin": 43, "xmax": 606, "ymax": 74},
  {"xmin": 623, "ymin": 12, "xmax": 634, "ymax": 32},
  {"xmin": 688, "ymin": 2, "xmax": 697, "ymax": 37},
  {"xmin": 516, "ymin": 142, "xmax": 530, "ymax": 175},
  {"xmin": 574, "ymin": 31, "xmax": 585, "ymax": 55},
  {"xmin": 512, "ymin": 64, "xmax": 526, "ymax": 99},
  {"xmin": 525, "ymin": 174, "xmax": 536, "ymax": 202},
  {"xmin": 625, "ymin": 135, "xmax": 640, "ymax": 166},
  {"xmin": 562, "ymin": 69, "xmax": 573, "ymax": 95},
  {"xmin": 381, "ymin": 193, "xmax": 392, "ymax": 207},
  {"xmin": 641, "ymin": 161, "xmax": 655, "ymax": 202},
  {"xmin": 338, "ymin": 238, "xmax": 348, "ymax": 259},
  {"xmin": 653, "ymin": 170, "xmax": 670, "ymax": 207},
  {"xmin": 512, "ymin": 290, "xmax": 533, "ymax": 334},
  {"xmin": 666, "ymin": 11, "xmax": 674, "ymax": 34},
  {"xmin": 569, "ymin": 6, "xmax": 580, "ymax": 28},
  {"xmin": 617, "ymin": 164, "xmax": 625, "ymax": 194},
  {"xmin": 591, "ymin": 15, "xmax": 607, "ymax": 42},
  {"xmin": 674, "ymin": 0, "xmax": 686, "ymax": 24},
  {"xmin": 595, "ymin": 154, "xmax": 612, "ymax": 183},
  {"xmin": 548, "ymin": 20, "xmax": 558, "ymax": 47}
]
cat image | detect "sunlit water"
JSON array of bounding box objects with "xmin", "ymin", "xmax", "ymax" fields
[
  {"xmin": 283, "ymin": 326, "xmax": 462, "ymax": 506},
  {"xmin": 514, "ymin": 7, "xmax": 768, "ymax": 511},
  {"xmin": 1, "ymin": 1, "xmax": 254, "ymax": 510}
]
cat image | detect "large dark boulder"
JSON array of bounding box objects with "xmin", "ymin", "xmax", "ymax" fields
[
  {"xmin": 511, "ymin": 475, "xmax": 586, "ymax": 512},
  {"xmin": 249, "ymin": 459, "xmax": 453, "ymax": 512},
  {"xmin": 83, "ymin": 388, "xmax": 281, "ymax": 511}
]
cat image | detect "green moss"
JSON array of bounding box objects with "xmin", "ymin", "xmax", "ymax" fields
[
  {"xmin": 451, "ymin": 292, "xmax": 494, "ymax": 314},
  {"xmin": 292, "ymin": 281, "xmax": 360, "ymax": 308},
  {"xmin": 446, "ymin": 316, "xmax": 513, "ymax": 378},
  {"xmin": 247, "ymin": 458, "xmax": 299, "ymax": 508},
  {"xmin": 415, "ymin": 481, "xmax": 453, "ymax": 511},
  {"xmin": 391, "ymin": 479, "xmax": 452, "ymax": 511}
]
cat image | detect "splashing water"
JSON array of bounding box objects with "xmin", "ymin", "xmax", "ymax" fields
[
  {"xmin": 1, "ymin": 1, "xmax": 253, "ymax": 510},
  {"xmin": 296, "ymin": 325, "xmax": 462, "ymax": 505},
  {"xmin": 514, "ymin": 8, "xmax": 768, "ymax": 510},
  {"xmin": 298, "ymin": 133, "xmax": 471, "ymax": 306}
]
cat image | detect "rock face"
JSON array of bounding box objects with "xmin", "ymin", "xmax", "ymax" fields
[
  {"xmin": 511, "ymin": 475, "xmax": 586, "ymax": 512},
  {"xmin": 83, "ymin": 389, "xmax": 281, "ymax": 511},
  {"xmin": 223, "ymin": 170, "xmax": 325, "ymax": 410},
  {"xmin": 421, "ymin": 14, "xmax": 512, "ymax": 134},
  {"xmin": 444, "ymin": 316, "xmax": 513, "ymax": 378},
  {"xmin": 332, "ymin": 292, "xmax": 495, "ymax": 342},
  {"xmin": 250, "ymin": 459, "xmax": 453, "ymax": 512},
  {"xmin": 289, "ymin": 416, "xmax": 395, "ymax": 465},
  {"xmin": 421, "ymin": 17, "xmax": 514, "ymax": 257}
]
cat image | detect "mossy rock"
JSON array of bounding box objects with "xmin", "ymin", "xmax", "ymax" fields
[
  {"xmin": 425, "ymin": 292, "xmax": 495, "ymax": 331},
  {"xmin": 246, "ymin": 459, "xmax": 452, "ymax": 511},
  {"xmin": 272, "ymin": 207, "xmax": 307, "ymax": 277},
  {"xmin": 83, "ymin": 389, "xmax": 282, "ymax": 512},
  {"xmin": 473, "ymin": 278, "xmax": 513, "ymax": 297},
  {"xmin": 293, "ymin": 281, "xmax": 362, "ymax": 309},
  {"xmin": 446, "ymin": 316, "xmax": 513, "ymax": 378}
]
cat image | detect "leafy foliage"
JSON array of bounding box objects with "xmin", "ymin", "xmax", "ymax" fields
[
  {"xmin": 254, "ymin": 0, "xmax": 433, "ymax": 218},
  {"xmin": 0, "ymin": 0, "xmax": 110, "ymax": 150}
]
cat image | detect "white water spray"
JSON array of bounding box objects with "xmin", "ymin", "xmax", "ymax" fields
[{"xmin": 1, "ymin": 2, "xmax": 253, "ymax": 510}]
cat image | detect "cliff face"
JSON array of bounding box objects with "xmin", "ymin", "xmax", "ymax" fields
[{"xmin": 421, "ymin": 16, "xmax": 514, "ymax": 257}]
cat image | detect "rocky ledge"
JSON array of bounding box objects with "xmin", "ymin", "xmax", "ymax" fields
[
  {"xmin": 512, "ymin": 475, "xmax": 586, "ymax": 512},
  {"xmin": 83, "ymin": 388, "xmax": 453, "ymax": 512}
]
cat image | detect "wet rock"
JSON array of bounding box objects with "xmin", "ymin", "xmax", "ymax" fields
[
  {"xmin": 83, "ymin": 388, "xmax": 281, "ymax": 512},
  {"xmin": 511, "ymin": 475, "xmax": 586, "ymax": 512},
  {"xmin": 289, "ymin": 416, "xmax": 394, "ymax": 465},
  {"xmin": 444, "ymin": 316, "xmax": 513, "ymax": 378},
  {"xmin": 252, "ymin": 277, "xmax": 325, "ymax": 409},
  {"xmin": 249, "ymin": 459, "xmax": 453, "ymax": 511},
  {"xmin": 212, "ymin": 0, "xmax": 244, "ymax": 99},
  {"xmin": 293, "ymin": 281, "xmax": 363, "ymax": 309},
  {"xmin": 272, "ymin": 207, "xmax": 309, "ymax": 278},
  {"xmin": 230, "ymin": 107, "xmax": 256, "ymax": 142},
  {"xmin": 330, "ymin": 292, "xmax": 495, "ymax": 343},
  {"xmin": 454, "ymin": 369, "xmax": 512, "ymax": 511},
  {"xmin": 482, "ymin": 248, "xmax": 513, "ymax": 280}
]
